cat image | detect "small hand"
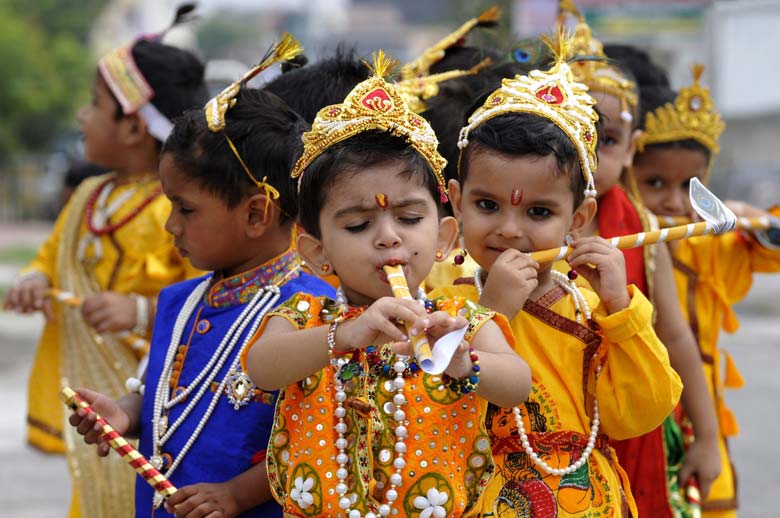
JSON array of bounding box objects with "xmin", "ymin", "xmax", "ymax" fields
[
  {"xmin": 164, "ymin": 482, "xmax": 237, "ymax": 518},
  {"xmin": 81, "ymin": 292, "xmax": 138, "ymax": 333},
  {"xmin": 567, "ymin": 236, "xmax": 629, "ymax": 314},
  {"xmin": 679, "ymin": 437, "xmax": 721, "ymax": 499},
  {"xmin": 390, "ymin": 310, "xmax": 468, "ymax": 360},
  {"xmin": 337, "ymin": 297, "xmax": 427, "ymax": 352},
  {"xmin": 479, "ymin": 249, "xmax": 539, "ymax": 319},
  {"xmin": 66, "ymin": 388, "xmax": 130, "ymax": 457},
  {"xmin": 3, "ymin": 272, "xmax": 54, "ymax": 320}
]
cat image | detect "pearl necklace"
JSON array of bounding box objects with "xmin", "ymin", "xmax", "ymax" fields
[
  {"xmin": 474, "ymin": 266, "xmax": 601, "ymax": 476},
  {"xmin": 77, "ymin": 180, "xmax": 138, "ymax": 262},
  {"xmin": 150, "ymin": 278, "xmax": 280, "ymax": 507},
  {"xmin": 330, "ymin": 287, "xmax": 414, "ymax": 518}
]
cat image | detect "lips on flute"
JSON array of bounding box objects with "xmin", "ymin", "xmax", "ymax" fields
[
  {"xmin": 59, "ymin": 387, "xmax": 178, "ymax": 501},
  {"xmin": 383, "ymin": 264, "xmax": 434, "ymax": 371}
]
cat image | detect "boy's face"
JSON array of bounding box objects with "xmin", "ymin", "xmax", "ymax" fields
[
  {"xmin": 451, "ymin": 151, "xmax": 584, "ymax": 275},
  {"xmin": 632, "ymin": 147, "xmax": 709, "ymax": 217},
  {"xmin": 312, "ymin": 160, "xmax": 453, "ymax": 306},
  {"xmin": 159, "ymin": 154, "xmax": 251, "ymax": 274},
  {"xmin": 76, "ymin": 74, "xmax": 123, "ymax": 169},
  {"xmin": 592, "ymin": 91, "xmax": 636, "ymax": 196}
]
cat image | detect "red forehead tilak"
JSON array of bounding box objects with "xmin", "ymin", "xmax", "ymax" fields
[
  {"xmin": 375, "ymin": 193, "xmax": 389, "ymax": 209},
  {"xmin": 510, "ymin": 188, "xmax": 523, "ymax": 206}
]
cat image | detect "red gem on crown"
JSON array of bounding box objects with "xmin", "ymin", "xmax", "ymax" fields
[
  {"xmin": 361, "ymin": 88, "xmax": 393, "ymax": 113},
  {"xmin": 535, "ymin": 84, "xmax": 564, "ymax": 105}
]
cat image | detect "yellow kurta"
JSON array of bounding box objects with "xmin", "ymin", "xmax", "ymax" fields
[
  {"xmin": 21, "ymin": 173, "xmax": 198, "ymax": 518},
  {"xmin": 672, "ymin": 231, "xmax": 780, "ymax": 517},
  {"xmin": 431, "ymin": 283, "xmax": 682, "ymax": 518}
]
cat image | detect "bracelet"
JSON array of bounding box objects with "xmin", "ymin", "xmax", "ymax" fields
[
  {"xmin": 132, "ymin": 295, "xmax": 149, "ymax": 335},
  {"xmin": 443, "ymin": 345, "xmax": 481, "ymax": 395},
  {"xmin": 327, "ymin": 320, "xmax": 345, "ymax": 366}
]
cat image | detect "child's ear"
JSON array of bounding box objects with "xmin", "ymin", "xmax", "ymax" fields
[
  {"xmin": 120, "ymin": 113, "xmax": 148, "ymax": 147},
  {"xmin": 624, "ymin": 129, "xmax": 642, "ymax": 169},
  {"xmin": 436, "ymin": 216, "xmax": 459, "ymax": 260},
  {"xmin": 296, "ymin": 232, "xmax": 329, "ymax": 277},
  {"xmin": 447, "ymin": 179, "xmax": 464, "ymax": 220},
  {"xmin": 245, "ymin": 192, "xmax": 275, "ymax": 236},
  {"xmin": 568, "ymin": 197, "xmax": 597, "ymax": 240}
]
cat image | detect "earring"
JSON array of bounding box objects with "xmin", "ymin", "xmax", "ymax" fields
[
  {"xmin": 453, "ymin": 233, "xmax": 467, "ymax": 266},
  {"xmin": 435, "ymin": 249, "xmax": 444, "ymax": 260},
  {"xmin": 567, "ymin": 269, "xmax": 578, "ymax": 280},
  {"xmin": 321, "ymin": 263, "xmax": 331, "ymax": 274},
  {"xmin": 565, "ymin": 234, "xmax": 574, "ymax": 246}
]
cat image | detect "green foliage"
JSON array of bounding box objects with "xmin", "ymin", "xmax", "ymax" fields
[{"xmin": 0, "ymin": 1, "xmax": 106, "ymax": 161}]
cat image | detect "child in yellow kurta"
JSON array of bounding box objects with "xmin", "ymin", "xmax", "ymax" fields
[
  {"xmin": 436, "ymin": 33, "xmax": 683, "ymax": 517},
  {"xmin": 244, "ymin": 52, "xmax": 532, "ymax": 518},
  {"xmin": 3, "ymin": 36, "xmax": 207, "ymax": 518},
  {"xmin": 631, "ymin": 65, "xmax": 780, "ymax": 518}
]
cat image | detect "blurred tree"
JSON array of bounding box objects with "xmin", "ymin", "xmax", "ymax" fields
[{"xmin": 0, "ymin": 0, "xmax": 106, "ymax": 161}]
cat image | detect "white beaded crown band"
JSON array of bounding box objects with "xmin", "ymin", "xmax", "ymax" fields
[{"xmin": 457, "ymin": 30, "xmax": 599, "ymax": 198}]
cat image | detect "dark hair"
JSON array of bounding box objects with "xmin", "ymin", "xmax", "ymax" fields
[
  {"xmin": 162, "ymin": 88, "xmax": 306, "ymax": 224},
  {"xmin": 460, "ymin": 112, "xmax": 594, "ymax": 209},
  {"xmin": 265, "ymin": 46, "xmax": 370, "ymax": 123},
  {"xmin": 110, "ymin": 39, "xmax": 209, "ymax": 142},
  {"xmin": 298, "ymin": 130, "xmax": 441, "ymax": 237},
  {"xmin": 636, "ymin": 85, "xmax": 711, "ymax": 161},
  {"xmin": 602, "ymin": 44, "xmax": 669, "ymax": 90}
]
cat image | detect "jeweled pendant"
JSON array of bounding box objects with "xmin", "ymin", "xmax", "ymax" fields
[
  {"xmin": 226, "ymin": 369, "xmax": 255, "ymax": 410},
  {"xmin": 150, "ymin": 454, "xmax": 163, "ymax": 470}
]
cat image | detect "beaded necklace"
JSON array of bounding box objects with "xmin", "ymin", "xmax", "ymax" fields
[
  {"xmin": 328, "ymin": 287, "xmax": 423, "ymax": 518},
  {"xmin": 474, "ymin": 266, "xmax": 602, "ymax": 476},
  {"xmin": 149, "ymin": 277, "xmax": 281, "ymax": 508}
]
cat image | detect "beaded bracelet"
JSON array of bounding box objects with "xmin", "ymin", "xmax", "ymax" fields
[
  {"xmin": 443, "ymin": 345, "xmax": 481, "ymax": 394},
  {"xmin": 327, "ymin": 320, "xmax": 354, "ymax": 366}
]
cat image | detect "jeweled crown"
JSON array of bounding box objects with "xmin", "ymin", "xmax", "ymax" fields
[
  {"xmin": 637, "ymin": 64, "xmax": 725, "ymax": 156},
  {"xmin": 458, "ymin": 29, "xmax": 599, "ymax": 197},
  {"xmin": 291, "ymin": 50, "xmax": 447, "ymax": 189},
  {"xmin": 558, "ymin": 0, "xmax": 637, "ymax": 122}
]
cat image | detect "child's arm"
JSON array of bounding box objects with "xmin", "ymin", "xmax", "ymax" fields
[
  {"xmin": 652, "ymin": 244, "xmax": 722, "ymax": 497},
  {"xmin": 164, "ymin": 461, "xmax": 274, "ymax": 518},
  {"xmin": 67, "ymin": 388, "xmax": 143, "ymax": 456},
  {"xmin": 247, "ymin": 296, "xmax": 427, "ymax": 390}
]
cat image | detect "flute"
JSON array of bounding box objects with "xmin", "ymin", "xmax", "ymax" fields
[
  {"xmin": 383, "ymin": 264, "xmax": 434, "ymax": 371},
  {"xmin": 59, "ymin": 387, "xmax": 177, "ymax": 503},
  {"xmin": 657, "ymin": 214, "xmax": 780, "ymax": 231},
  {"xmin": 530, "ymin": 178, "xmax": 737, "ymax": 263}
]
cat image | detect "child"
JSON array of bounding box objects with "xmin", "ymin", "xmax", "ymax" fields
[
  {"xmin": 632, "ymin": 67, "xmax": 780, "ymax": 518},
  {"xmin": 557, "ymin": 6, "xmax": 723, "ymax": 517},
  {"xmin": 67, "ymin": 36, "xmax": 335, "ymax": 518},
  {"xmin": 436, "ymin": 33, "xmax": 683, "ymax": 517},
  {"xmin": 244, "ymin": 52, "xmax": 531, "ymax": 518},
  {"xmin": 3, "ymin": 31, "xmax": 208, "ymax": 517}
]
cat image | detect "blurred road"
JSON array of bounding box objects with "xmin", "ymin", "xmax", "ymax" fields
[{"xmin": 1, "ymin": 224, "xmax": 779, "ymax": 517}]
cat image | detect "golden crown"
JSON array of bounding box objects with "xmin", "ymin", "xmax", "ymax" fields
[
  {"xmin": 458, "ymin": 29, "xmax": 599, "ymax": 197},
  {"xmin": 637, "ymin": 64, "xmax": 725, "ymax": 156},
  {"xmin": 291, "ymin": 50, "xmax": 447, "ymax": 190},
  {"xmin": 558, "ymin": 0, "xmax": 637, "ymax": 123},
  {"xmin": 397, "ymin": 57, "xmax": 492, "ymax": 113},
  {"xmin": 400, "ymin": 6, "xmax": 500, "ymax": 81}
]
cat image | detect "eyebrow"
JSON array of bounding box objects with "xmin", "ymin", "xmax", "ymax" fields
[
  {"xmin": 333, "ymin": 196, "xmax": 430, "ymax": 219},
  {"xmin": 469, "ymin": 188, "xmax": 562, "ymax": 207}
]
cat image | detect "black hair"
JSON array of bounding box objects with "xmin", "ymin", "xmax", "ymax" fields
[
  {"xmin": 264, "ymin": 46, "xmax": 370, "ymax": 123},
  {"xmin": 636, "ymin": 84, "xmax": 711, "ymax": 161},
  {"xmin": 602, "ymin": 44, "xmax": 670, "ymax": 91},
  {"xmin": 459, "ymin": 110, "xmax": 596, "ymax": 209},
  {"xmin": 109, "ymin": 39, "xmax": 209, "ymax": 143},
  {"xmin": 162, "ymin": 88, "xmax": 306, "ymax": 224},
  {"xmin": 297, "ymin": 130, "xmax": 441, "ymax": 238}
]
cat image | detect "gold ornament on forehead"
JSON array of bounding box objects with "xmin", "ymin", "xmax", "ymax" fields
[
  {"xmin": 291, "ymin": 50, "xmax": 448, "ymax": 194},
  {"xmin": 557, "ymin": 0, "xmax": 637, "ymax": 123},
  {"xmin": 458, "ymin": 28, "xmax": 599, "ymax": 198},
  {"xmin": 637, "ymin": 64, "xmax": 725, "ymax": 158},
  {"xmin": 202, "ymin": 33, "xmax": 303, "ymax": 209}
]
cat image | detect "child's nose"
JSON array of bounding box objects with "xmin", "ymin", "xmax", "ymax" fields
[{"xmin": 374, "ymin": 220, "xmax": 402, "ymax": 248}]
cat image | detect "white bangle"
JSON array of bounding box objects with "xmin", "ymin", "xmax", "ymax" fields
[{"xmin": 132, "ymin": 295, "xmax": 149, "ymax": 335}]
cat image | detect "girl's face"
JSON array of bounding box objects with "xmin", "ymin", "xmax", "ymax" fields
[
  {"xmin": 303, "ymin": 160, "xmax": 456, "ymax": 306},
  {"xmin": 591, "ymin": 91, "xmax": 637, "ymax": 196},
  {"xmin": 450, "ymin": 150, "xmax": 593, "ymax": 276},
  {"xmin": 77, "ymin": 74, "xmax": 124, "ymax": 169},
  {"xmin": 160, "ymin": 153, "xmax": 255, "ymax": 275},
  {"xmin": 632, "ymin": 146, "xmax": 709, "ymax": 217}
]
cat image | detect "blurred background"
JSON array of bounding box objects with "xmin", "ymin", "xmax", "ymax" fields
[{"xmin": 1, "ymin": 1, "xmax": 779, "ymax": 516}]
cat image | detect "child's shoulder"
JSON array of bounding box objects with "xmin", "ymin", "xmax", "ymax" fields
[
  {"xmin": 279, "ymin": 271, "xmax": 336, "ymax": 301},
  {"xmin": 158, "ymin": 273, "xmax": 213, "ymax": 302},
  {"xmin": 427, "ymin": 278, "xmax": 479, "ymax": 301}
]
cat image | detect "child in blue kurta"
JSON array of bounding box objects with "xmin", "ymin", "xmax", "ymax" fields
[{"xmin": 68, "ymin": 38, "xmax": 333, "ymax": 518}]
